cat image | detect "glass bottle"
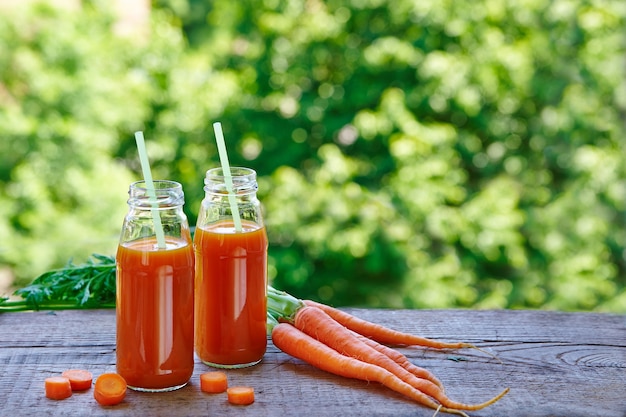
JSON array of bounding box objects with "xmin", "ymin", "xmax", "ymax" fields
[
  {"xmin": 116, "ymin": 180, "xmax": 194, "ymax": 392},
  {"xmin": 194, "ymin": 167, "xmax": 268, "ymax": 368}
]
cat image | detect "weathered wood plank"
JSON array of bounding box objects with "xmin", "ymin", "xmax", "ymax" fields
[{"xmin": 0, "ymin": 309, "xmax": 624, "ymax": 417}]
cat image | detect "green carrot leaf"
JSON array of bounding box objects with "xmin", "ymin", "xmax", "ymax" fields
[{"xmin": 1, "ymin": 254, "xmax": 117, "ymax": 312}]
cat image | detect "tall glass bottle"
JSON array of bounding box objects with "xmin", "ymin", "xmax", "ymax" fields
[
  {"xmin": 194, "ymin": 167, "xmax": 268, "ymax": 368},
  {"xmin": 116, "ymin": 180, "xmax": 194, "ymax": 391}
]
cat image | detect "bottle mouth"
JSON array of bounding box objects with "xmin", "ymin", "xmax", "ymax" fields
[
  {"xmin": 204, "ymin": 167, "xmax": 257, "ymax": 194},
  {"xmin": 128, "ymin": 180, "xmax": 185, "ymax": 208}
]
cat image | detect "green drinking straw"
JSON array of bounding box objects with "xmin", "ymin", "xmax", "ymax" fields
[
  {"xmin": 213, "ymin": 122, "xmax": 243, "ymax": 233},
  {"xmin": 134, "ymin": 131, "xmax": 167, "ymax": 249}
]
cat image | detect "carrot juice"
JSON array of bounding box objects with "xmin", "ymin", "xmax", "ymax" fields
[
  {"xmin": 194, "ymin": 220, "xmax": 268, "ymax": 368},
  {"xmin": 116, "ymin": 236, "xmax": 194, "ymax": 391}
]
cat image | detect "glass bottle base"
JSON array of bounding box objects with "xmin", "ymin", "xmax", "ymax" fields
[
  {"xmin": 201, "ymin": 358, "xmax": 262, "ymax": 369},
  {"xmin": 127, "ymin": 381, "xmax": 188, "ymax": 393}
]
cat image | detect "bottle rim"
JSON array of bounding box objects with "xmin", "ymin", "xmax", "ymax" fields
[
  {"xmin": 205, "ymin": 167, "xmax": 256, "ymax": 181},
  {"xmin": 204, "ymin": 167, "xmax": 257, "ymax": 195},
  {"xmin": 128, "ymin": 180, "xmax": 185, "ymax": 208}
]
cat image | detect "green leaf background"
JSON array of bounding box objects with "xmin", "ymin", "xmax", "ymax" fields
[{"xmin": 1, "ymin": 0, "xmax": 625, "ymax": 312}]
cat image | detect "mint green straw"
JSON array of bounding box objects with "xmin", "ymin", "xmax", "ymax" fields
[
  {"xmin": 134, "ymin": 131, "xmax": 167, "ymax": 249},
  {"xmin": 213, "ymin": 122, "xmax": 243, "ymax": 233}
]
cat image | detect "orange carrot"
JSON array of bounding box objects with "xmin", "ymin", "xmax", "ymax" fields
[
  {"xmin": 352, "ymin": 331, "xmax": 445, "ymax": 390},
  {"xmin": 62, "ymin": 369, "xmax": 93, "ymax": 391},
  {"xmin": 272, "ymin": 323, "xmax": 470, "ymax": 417},
  {"xmin": 227, "ymin": 386, "xmax": 255, "ymax": 405},
  {"xmin": 93, "ymin": 373, "xmax": 127, "ymax": 406},
  {"xmin": 45, "ymin": 376, "xmax": 72, "ymax": 400},
  {"xmin": 293, "ymin": 305, "xmax": 508, "ymax": 411},
  {"xmin": 200, "ymin": 371, "xmax": 228, "ymax": 393},
  {"xmin": 304, "ymin": 299, "xmax": 476, "ymax": 349}
]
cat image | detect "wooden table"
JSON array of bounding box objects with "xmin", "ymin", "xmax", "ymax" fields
[{"xmin": 1, "ymin": 308, "xmax": 624, "ymax": 416}]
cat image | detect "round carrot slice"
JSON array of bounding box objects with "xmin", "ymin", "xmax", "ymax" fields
[
  {"xmin": 200, "ymin": 371, "xmax": 228, "ymax": 393},
  {"xmin": 227, "ymin": 386, "xmax": 255, "ymax": 405},
  {"xmin": 94, "ymin": 373, "xmax": 127, "ymax": 406},
  {"xmin": 45, "ymin": 376, "xmax": 72, "ymax": 400},
  {"xmin": 62, "ymin": 369, "xmax": 93, "ymax": 391}
]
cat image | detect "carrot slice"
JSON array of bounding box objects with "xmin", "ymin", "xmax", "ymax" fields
[
  {"xmin": 200, "ymin": 371, "xmax": 228, "ymax": 393},
  {"xmin": 93, "ymin": 373, "xmax": 127, "ymax": 406},
  {"xmin": 62, "ymin": 369, "xmax": 93, "ymax": 391},
  {"xmin": 45, "ymin": 376, "xmax": 72, "ymax": 400},
  {"xmin": 227, "ymin": 386, "xmax": 255, "ymax": 405}
]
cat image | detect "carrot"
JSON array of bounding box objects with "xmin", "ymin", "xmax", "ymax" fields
[
  {"xmin": 293, "ymin": 305, "xmax": 508, "ymax": 411},
  {"xmin": 200, "ymin": 371, "xmax": 228, "ymax": 393},
  {"xmin": 304, "ymin": 299, "xmax": 477, "ymax": 350},
  {"xmin": 227, "ymin": 386, "xmax": 255, "ymax": 405},
  {"xmin": 93, "ymin": 373, "xmax": 127, "ymax": 406},
  {"xmin": 45, "ymin": 376, "xmax": 72, "ymax": 400},
  {"xmin": 352, "ymin": 331, "xmax": 445, "ymax": 390},
  {"xmin": 272, "ymin": 323, "xmax": 470, "ymax": 417},
  {"xmin": 62, "ymin": 369, "xmax": 93, "ymax": 391}
]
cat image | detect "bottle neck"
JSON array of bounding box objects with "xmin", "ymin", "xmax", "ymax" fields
[
  {"xmin": 204, "ymin": 167, "xmax": 258, "ymax": 197},
  {"xmin": 120, "ymin": 180, "xmax": 191, "ymax": 245},
  {"xmin": 128, "ymin": 180, "xmax": 185, "ymax": 210},
  {"xmin": 198, "ymin": 167, "xmax": 263, "ymax": 228}
]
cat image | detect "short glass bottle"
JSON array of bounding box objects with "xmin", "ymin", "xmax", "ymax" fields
[
  {"xmin": 194, "ymin": 167, "xmax": 268, "ymax": 368},
  {"xmin": 116, "ymin": 180, "xmax": 195, "ymax": 392}
]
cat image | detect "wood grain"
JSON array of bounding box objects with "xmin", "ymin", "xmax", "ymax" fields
[{"xmin": 0, "ymin": 309, "xmax": 624, "ymax": 417}]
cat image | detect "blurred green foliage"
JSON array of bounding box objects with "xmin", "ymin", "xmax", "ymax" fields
[{"xmin": 1, "ymin": 0, "xmax": 625, "ymax": 312}]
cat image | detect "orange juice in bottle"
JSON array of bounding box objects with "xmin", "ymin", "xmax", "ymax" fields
[
  {"xmin": 116, "ymin": 180, "xmax": 194, "ymax": 391},
  {"xmin": 194, "ymin": 167, "xmax": 268, "ymax": 368}
]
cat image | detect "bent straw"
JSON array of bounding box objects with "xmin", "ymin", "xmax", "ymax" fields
[
  {"xmin": 134, "ymin": 131, "xmax": 167, "ymax": 249},
  {"xmin": 213, "ymin": 122, "xmax": 243, "ymax": 232}
]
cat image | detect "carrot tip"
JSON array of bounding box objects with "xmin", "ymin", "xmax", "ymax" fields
[
  {"xmin": 433, "ymin": 405, "xmax": 470, "ymax": 417},
  {"xmin": 470, "ymin": 387, "xmax": 510, "ymax": 410},
  {"xmin": 467, "ymin": 345, "xmax": 503, "ymax": 364}
]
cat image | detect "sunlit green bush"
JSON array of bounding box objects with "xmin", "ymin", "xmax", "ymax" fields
[{"xmin": 1, "ymin": 0, "xmax": 625, "ymax": 312}]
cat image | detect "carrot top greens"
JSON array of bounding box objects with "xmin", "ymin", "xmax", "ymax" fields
[
  {"xmin": 0, "ymin": 254, "xmax": 116, "ymax": 312},
  {"xmin": 0, "ymin": 254, "xmax": 294, "ymax": 320}
]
